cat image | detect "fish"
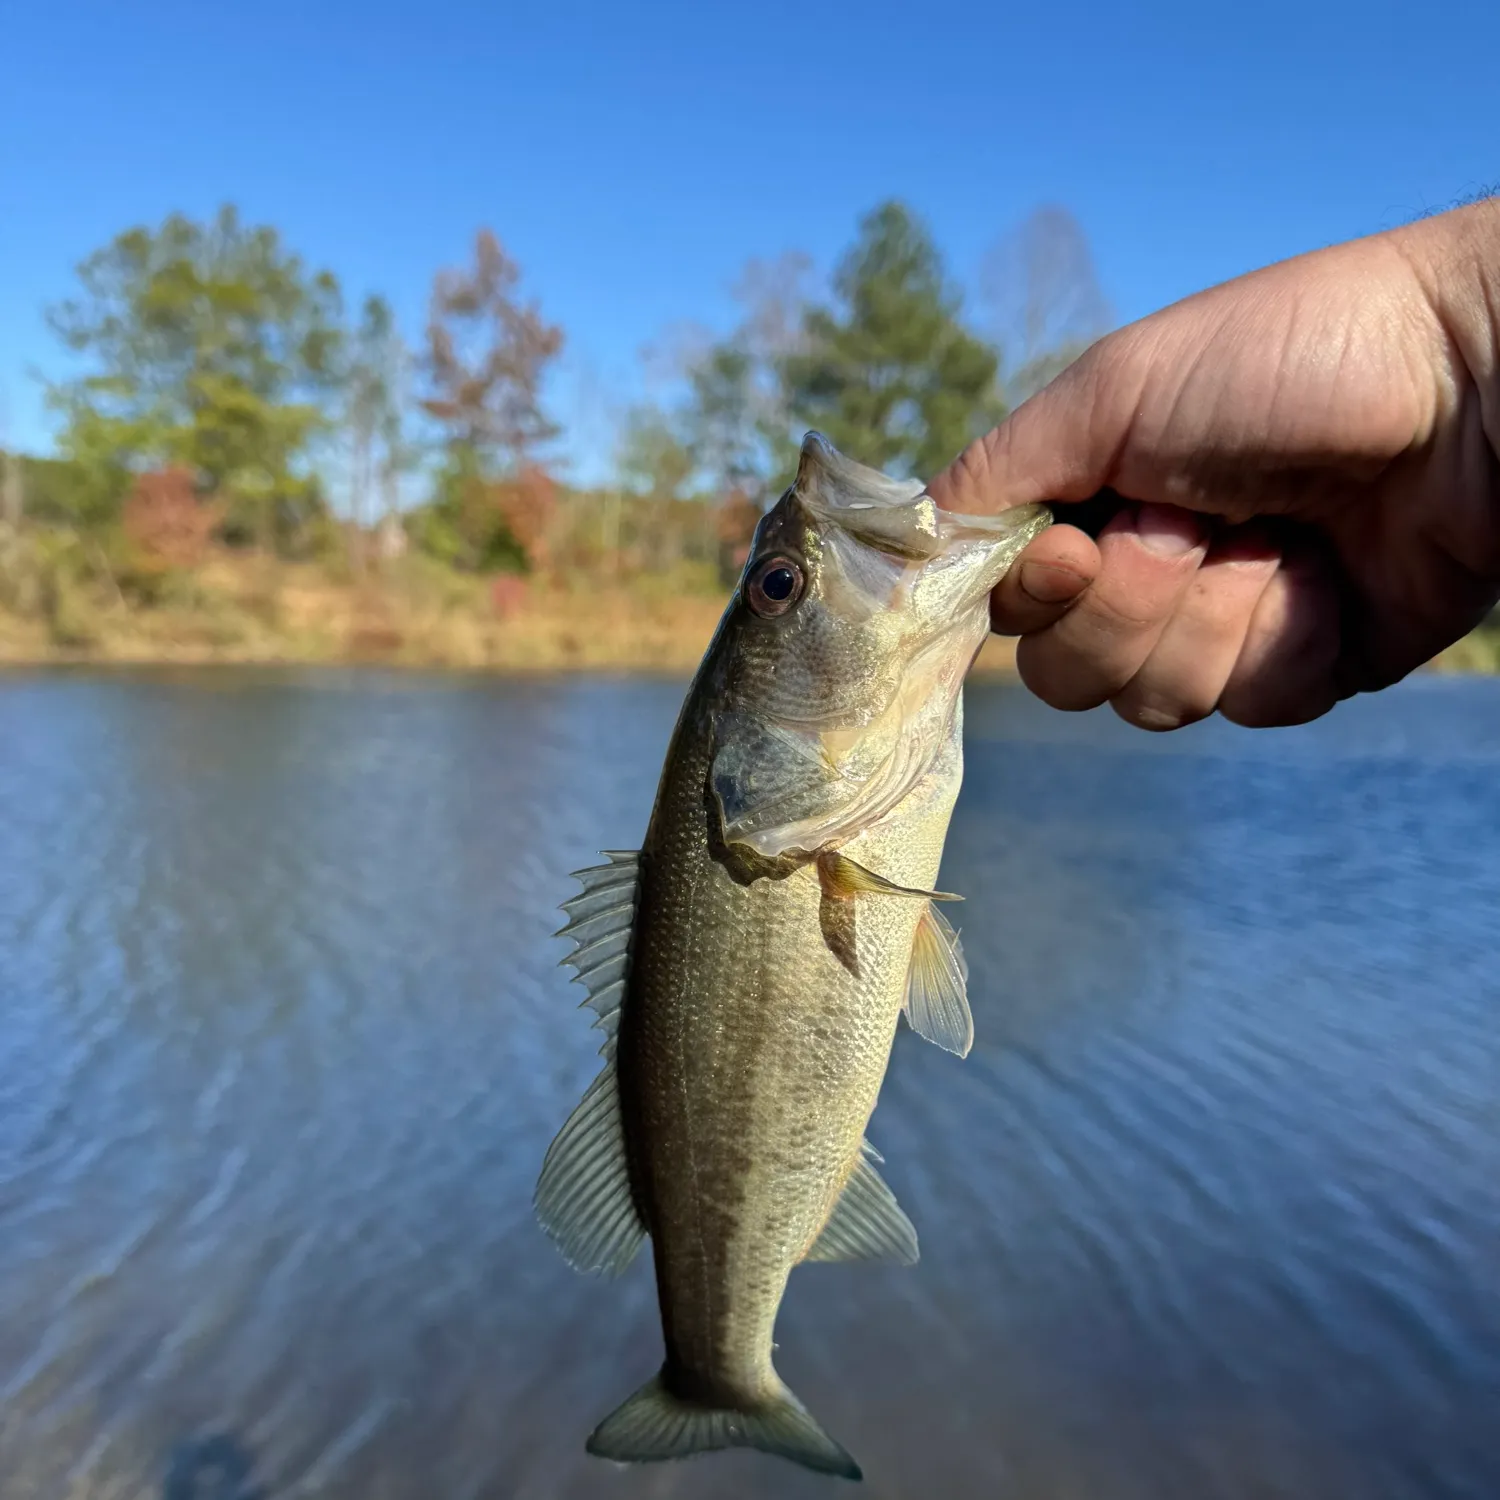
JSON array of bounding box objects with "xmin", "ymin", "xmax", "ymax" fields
[{"xmin": 535, "ymin": 432, "xmax": 1049, "ymax": 1481}]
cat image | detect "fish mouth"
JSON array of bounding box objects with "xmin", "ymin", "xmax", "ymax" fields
[{"xmin": 792, "ymin": 430, "xmax": 1049, "ymax": 576}]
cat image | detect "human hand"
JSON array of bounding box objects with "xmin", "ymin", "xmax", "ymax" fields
[{"xmin": 929, "ymin": 197, "xmax": 1500, "ymax": 729}]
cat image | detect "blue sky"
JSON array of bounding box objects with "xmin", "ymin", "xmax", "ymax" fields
[{"xmin": 2, "ymin": 0, "xmax": 1495, "ymax": 489}]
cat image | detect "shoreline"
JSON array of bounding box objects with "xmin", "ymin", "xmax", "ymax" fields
[
  {"xmin": 1, "ymin": 636, "xmax": 1492, "ymax": 682},
  {"xmin": 0, "ymin": 638, "xmax": 1026, "ymax": 676},
  {"xmin": 2, "ymin": 546, "xmax": 1494, "ymax": 681},
  {"xmin": 6, "ymin": 540, "xmax": 1496, "ymax": 681},
  {"xmin": 0, "ymin": 562, "xmax": 1026, "ymax": 676}
]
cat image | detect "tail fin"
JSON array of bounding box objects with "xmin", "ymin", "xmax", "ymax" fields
[{"xmin": 585, "ymin": 1370, "xmax": 862, "ymax": 1481}]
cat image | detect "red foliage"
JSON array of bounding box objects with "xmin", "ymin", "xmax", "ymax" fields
[
  {"xmin": 122, "ymin": 467, "xmax": 219, "ymax": 569},
  {"xmin": 490, "ymin": 574, "xmax": 530, "ymax": 619},
  {"xmin": 493, "ymin": 465, "xmax": 557, "ymax": 572},
  {"xmin": 421, "ymin": 229, "xmax": 564, "ymax": 463},
  {"xmin": 716, "ymin": 488, "xmax": 762, "ymax": 579}
]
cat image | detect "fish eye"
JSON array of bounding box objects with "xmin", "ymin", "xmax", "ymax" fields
[{"xmin": 746, "ymin": 555, "xmax": 804, "ymax": 618}]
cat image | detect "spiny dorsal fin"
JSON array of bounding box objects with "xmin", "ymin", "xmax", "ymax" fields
[
  {"xmin": 803, "ymin": 1142, "xmax": 919, "ymax": 1266},
  {"xmin": 535, "ymin": 852, "xmax": 647, "ymax": 1276},
  {"xmin": 903, "ymin": 901, "xmax": 974, "ymax": 1057},
  {"xmin": 555, "ymin": 851, "xmax": 640, "ymax": 1058}
]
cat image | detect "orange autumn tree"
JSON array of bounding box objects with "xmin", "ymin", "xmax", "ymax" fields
[
  {"xmin": 492, "ymin": 464, "xmax": 557, "ymax": 573},
  {"xmin": 414, "ymin": 229, "xmax": 564, "ymax": 576},
  {"xmin": 122, "ymin": 466, "xmax": 220, "ymax": 573}
]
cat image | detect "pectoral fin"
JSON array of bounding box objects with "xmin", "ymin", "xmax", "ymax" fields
[
  {"xmin": 903, "ymin": 902, "xmax": 974, "ymax": 1058},
  {"xmin": 816, "ymin": 851, "xmax": 962, "ymax": 903}
]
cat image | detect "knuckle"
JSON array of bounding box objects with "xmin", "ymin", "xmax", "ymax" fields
[
  {"xmin": 1219, "ymin": 672, "xmax": 1337, "ymax": 727},
  {"xmin": 942, "ymin": 434, "xmax": 999, "ymax": 511},
  {"xmin": 1112, "ymin": 689, "xmax": 1213, "ymax": 733},
  {"xmin": 1017, "ymin": 636, "xmax": 1131, "ymax": 713},
  {"xmin": 1069, "ymin": 585, "xmax": 1170, "ymax": 637}
]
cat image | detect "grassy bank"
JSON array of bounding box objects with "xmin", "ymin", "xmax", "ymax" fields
[
  {"xmin": 1428, "ymin": 627, "xmax": 1500, "ymax": 675},
  {"xmin": 5, "ymin": 524, "xmax": 1497, "ymax": 681},
  {"xmin": 0, "ymin": 535, "xmax": 1029, "ymax": 677}
]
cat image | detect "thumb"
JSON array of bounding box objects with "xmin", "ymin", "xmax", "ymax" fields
[
  {"xmin": 927, "ymin": 339, "xmax": 1133, "ymax": 516},
  {"xmin": 924, "ymin": 341, "xmax": 1139, "ymax": 636}
]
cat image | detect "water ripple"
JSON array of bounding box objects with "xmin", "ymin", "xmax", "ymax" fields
[{"xmin": 0, "ymin": 668, "xmax": 1495, "ymax": 1497}]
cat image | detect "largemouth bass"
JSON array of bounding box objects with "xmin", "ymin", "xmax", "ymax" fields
[{"xmin": 535, "ymin": 433, "xmax": 1048, "ymax": 1481}]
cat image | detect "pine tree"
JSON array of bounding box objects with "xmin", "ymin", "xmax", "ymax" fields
[{"xmin": 781, "ymin": 201, "xmax": 1002, "ymax": 478}]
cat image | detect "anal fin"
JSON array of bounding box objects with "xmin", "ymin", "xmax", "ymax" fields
[{"xmin": 804, "ymin": 1143, "xmax": 919, "ymax": 1266}]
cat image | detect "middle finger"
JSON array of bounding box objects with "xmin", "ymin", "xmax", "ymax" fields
[
  {"xmin": 1016, "ymin": 502, "xmax": 1209, "ymax": 712},
  {"xmin": 1110, "ymin": 528, "xmax": 1282, "ymax": 730}
]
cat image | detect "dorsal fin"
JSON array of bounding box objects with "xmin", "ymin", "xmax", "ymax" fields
[{"xmin": 554, "ymin": 851, "xmax": 639, "ymax": 1057}]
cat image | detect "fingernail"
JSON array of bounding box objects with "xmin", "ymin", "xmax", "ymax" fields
[
  {"xmin": 1019, "ymin": 560, "xmax": 1086, "ymax": 605},
  {"xmin": 1133, "ymin": 503, "xmax": 1203, "ymax": 557}
]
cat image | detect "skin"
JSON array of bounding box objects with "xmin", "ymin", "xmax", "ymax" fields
[{"xmin": 927, "ymin": 196, "xmax": 1500, "ymax": 730}]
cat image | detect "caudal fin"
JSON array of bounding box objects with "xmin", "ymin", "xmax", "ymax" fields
[{"xmin": 585, "ymin": 1370, "xmax": 862, "ymax": 1481}]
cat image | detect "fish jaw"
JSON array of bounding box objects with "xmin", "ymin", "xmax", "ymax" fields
[
  {"xmin": 706, "ymin": 432, "xmax": 1047, "ymax": 863},
  {"xmin": 711, "ymin": 618, "xmax": 976, "ymax": 860},
  {"xmin": 793, "ymin": 429, "xmax": 1051, "ymax": 622}
]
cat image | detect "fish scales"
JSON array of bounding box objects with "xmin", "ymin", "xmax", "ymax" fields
[{"xmin": 625, "ymin": 702, "xmax": 948, "ymax": 1396}]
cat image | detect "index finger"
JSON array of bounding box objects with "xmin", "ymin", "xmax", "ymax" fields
[{"xmin": 987, "ymin": 524, "xmax": 1101, "ymax": 636}]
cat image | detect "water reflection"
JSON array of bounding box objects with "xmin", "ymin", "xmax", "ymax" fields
[
  {"xmin": 162, "ymin": 1432, "xmax": 264, "ymax": 1500},
  {"xmin": 0, "ymin": 667, "xmax": 1495, "ymax": 1498}
]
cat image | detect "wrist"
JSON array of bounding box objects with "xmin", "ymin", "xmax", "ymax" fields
[{"xmin": 1395, "ymin": 196, "xmax": 1500, "ymax": 459}]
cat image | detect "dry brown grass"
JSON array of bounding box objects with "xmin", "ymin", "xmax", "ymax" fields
[
  {"xmin": 9, "ymin": 545, "xmax": 1496, "ymax": 688},
  {"xmin": 0, "ymin": 544, "xmax": 1030, "ymax": 677}
]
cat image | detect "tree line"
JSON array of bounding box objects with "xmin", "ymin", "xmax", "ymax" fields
[{"xmin": 0, "ymin": 198, "xmax": 1111, "ymax": 598}]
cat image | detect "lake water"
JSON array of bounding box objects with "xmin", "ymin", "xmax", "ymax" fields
[{"xmin": 0, "ymin": 667, "xmax": 1496, "ymax": 1500}]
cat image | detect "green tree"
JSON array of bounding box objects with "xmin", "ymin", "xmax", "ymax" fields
[
  {"xmin": 44, "ymin": 205, "xmax": 345, "ymax": 550},
  {"xmin": 0, "ymin": 453, "xmax": 91, "ymax": 526},
  {"xmin": 658, "ymin": 252, "xmax": 811, "ymax": 503},
  {"xmin": 780, "ymin": 201, "xmax": 1002, "ymax": 478},
  {"xmin": 344, "ymin": 293, "xmax": 408, "ymax": 567},
  {"xmin": 681, "ymin": 345, "xmax": 765, "ymax": 495},
  {"xmin": 617, "ymin": 404, "xmax": 694, "ymax": 503},
  {"xmin": 611, "ymin": 404, "xmax": 711, "ymax": 572}
]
